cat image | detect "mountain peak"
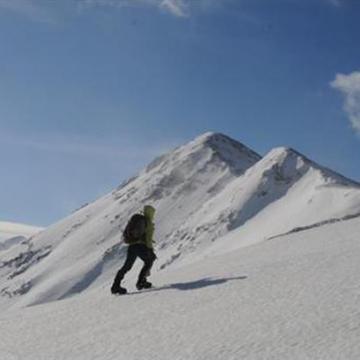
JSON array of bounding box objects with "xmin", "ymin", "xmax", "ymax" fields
[
  {"xmin": 191, "ymin": 131, "xmax": 243, "ymax": 146},
  {"xmin": 249, "ymin": 146, "xmax": 313, "ymax": 185},
  {"xmin": 192, "ymin": 131, "xmax": 219, "ymax": 143},
  {"xmin": 266, "ymin": 146, "xmax": 307, "ymax": 160},
  {"xmin": 189, "ymin": 132, "xmax": 261, "ymax": 173},
  {"xmin": 192, "ymin": 132, "xmax": 247, "ymax": 148},
  {"xmin": 260, "ymin": 146, "xmax": 360, "ymax": 188},
  {"xmin": 144, "ymin": 132, "xmax": 261, "ymax": 177}
]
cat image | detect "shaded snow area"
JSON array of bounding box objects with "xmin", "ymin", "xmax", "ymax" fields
[
  {"xmin": 1, "ymin": 216, "xmax": 360, "ymax": 360},
  {"xmin": 1, "ymin": 132, "xmax": 360, "ymax": 359}
]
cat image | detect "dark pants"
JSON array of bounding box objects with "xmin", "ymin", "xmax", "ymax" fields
[{"xmin": 113, "ymin": 244, "xmax": 156, "ymax": 286}]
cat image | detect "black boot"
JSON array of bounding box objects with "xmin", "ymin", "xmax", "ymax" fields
[
  {"xmin": 136, "ymin": 279, "xmax": 152, "ymax": 290},
  {"xmin": 111, "ymin": 283, "xmax": 127, "ymax": 295}
]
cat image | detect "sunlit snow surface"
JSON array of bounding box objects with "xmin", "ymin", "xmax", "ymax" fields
[
  {"xmin": 0, "ymin": 222, "xmax": 42, "ymax": 252},
  {"xmin": 0, "ymin": 222, "xmax": 42, "ymax": 242},
  {"xmin": 1, "ymin": 216, "xmax": 360, "ymax": 360}
]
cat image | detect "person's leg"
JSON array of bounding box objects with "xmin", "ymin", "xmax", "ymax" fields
[
  {"xmin": 137, "ymin": 246, "xmax": 156, "ymax": 286},
  {"xmin": 112, "ymin": 245, "xmax": 137, "ymax": 291}
]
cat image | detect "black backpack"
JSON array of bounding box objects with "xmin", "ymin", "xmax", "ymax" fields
[{"xmin": 123, "ymin": 214, "xmax": 147, "ymax": 244}]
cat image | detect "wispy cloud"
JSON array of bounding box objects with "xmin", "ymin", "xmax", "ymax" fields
[
  {"xmin": 0, "ymin": 131, "xmax": 179, "ymax": 163},
  {"xmin": 326, "ymin": 0, "xmax": 341, "ymax": 6},
  {"xmin": 79, "ymin": 0, "xmax": 232, "ymax": 18},
  {"xmin": 160, "ymin": 0, "xmax": 188, "ymax": 17},
  {"xmin": 80, "ymin": 0, "xmax": 189, "ymax": 17},
  {"xmin": 0, "ymin": 0, "xmax": 228, "ymax": 22},
  {"xmin": 331, "ymin": 71, "xmax": 360, "ymax": 135},
  {"xmin": 0, "ymin": 0, "xmax": 56, "ymax": 23}
]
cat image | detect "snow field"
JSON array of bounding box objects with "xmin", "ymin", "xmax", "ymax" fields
[{"xmin": 1, "ymin": 216, "xmax": 360, "ymax": 360}]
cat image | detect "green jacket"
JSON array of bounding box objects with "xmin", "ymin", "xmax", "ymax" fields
[{"xmin": 133, "ymin": 205, "xmax": 156, "ymax": 249}]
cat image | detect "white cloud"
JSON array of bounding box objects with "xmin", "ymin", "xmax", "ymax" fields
[
  {"xmin": 80, "ymin": 0, "xmax": 231, "ymax": 18},
  {"xmin": 331, "ymin": 71, "xmax": 360, "ymax": 134},
  {"xmin": 0, "ymin": 0, "xmax": 226, "ymax": 21},
  {"xmin": 80, "ymin": 0, "xmax": 189, "ymax": 17},
  {"xmin": 160, "ymin": 0, "xmax": 188, "ymax": 17}
]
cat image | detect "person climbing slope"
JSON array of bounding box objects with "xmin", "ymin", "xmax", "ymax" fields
[{"xmin": 111, "ymin": 205, "xmax": 157, "ymax": 295}]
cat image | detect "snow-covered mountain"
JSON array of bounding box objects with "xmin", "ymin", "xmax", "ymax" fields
[
  {"xmin": 194, "ymin": 146, "xmax": 360, "ymax": 260},
  {"xmin": 0, "ymin": 221, "xmax": 42, "ymax": 241},
  {"xmin": 0, "ymin": 132, "xmax": 359, "ymax": 311},
  {"xmin": 0, "ymin": 221, "xmax": 43, "ymax": 250}
]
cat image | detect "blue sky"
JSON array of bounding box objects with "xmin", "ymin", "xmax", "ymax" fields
[{"xmin": 1, "ymin": 0, "xmax": 359, "ymax": 226}]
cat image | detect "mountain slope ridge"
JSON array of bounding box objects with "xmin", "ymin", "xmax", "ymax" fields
[
  {"xmin": 0, "ymin": 133, "xmax": 261, "ymax": 308},
  {"xmin": 165, "ymin": 143, "xmax": 360, "ymax": 267},
  {"xmin": 1, "ymin": 132, "xmax": 360, "ymax": 310}
]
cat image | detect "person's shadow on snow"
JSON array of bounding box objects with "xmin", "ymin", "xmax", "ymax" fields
[{"xmin": 127, "ymin": 276, "xmax": 247, "ymax": 295}]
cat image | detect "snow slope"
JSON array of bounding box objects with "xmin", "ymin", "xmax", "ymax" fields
[
  {"xmin": 199, "ymin": 146, "xmax": 360, "ymax": 259},
  {"xmin": 0, "ymin": 222, "xmax": 42, "ymax": 250},
  {"xmin": 165, "ymin": 145, "xmax": 360, "ymax": 267},
  {"xmin": 0, "ymin": 133, "xmax": 260, "ymax": 309},
  {"xmin": 1, "ymin": 215, "xmax": 360, "ymax": 360},
  {"xmin": 0, "ymin": 221, "xmax": 42, "ymax": 241},
  {"xmin": 1, "ymin": 132, "xmax": 360, "ymax": 311}
]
